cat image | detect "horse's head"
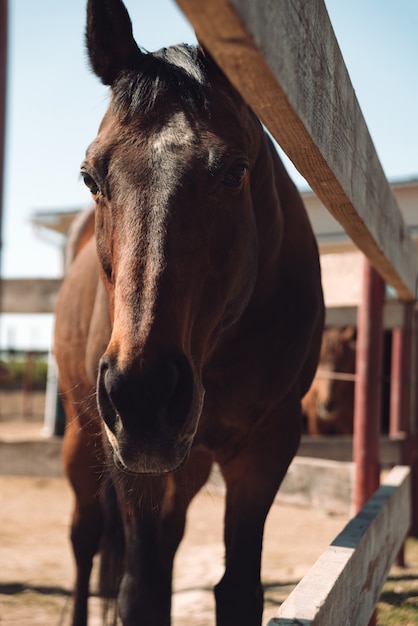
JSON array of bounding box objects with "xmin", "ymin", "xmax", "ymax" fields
[
  {"xmin": 304, "ymin": 326, "xmax": 356, "ymax": 434},
  {"xmin": 83, "ymin": 0, "xmax": 264, "ymax": 474}
]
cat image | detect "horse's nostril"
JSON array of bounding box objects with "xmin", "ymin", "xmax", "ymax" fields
[
  {"xmin": 169, "ymin": 362, "xmax": 180, "ymax": 392},
  {"xmin": 97, "ymin": 352, "xmax": 195, "ymax": 436},
  {"xmin": 157, "ymin": 360, "xmax": 181, "ymax": 408},
  {"xmin": 97, "ymin": 354, "xmax": 120, "ymax": 433},
  {"xmin": 99, "ymin": 355, "xmax": 119, "ymax": 404},
  {"xmin": 99, "ymin": 355, "xmax": 109, "ymax": 383},
  {"xmin": 165, "ymin": 356, "xmax": 194, "ymax": 424},
  {"xmin": 324, "ymin": 400, "xmax": 336, "ymax": 413}
]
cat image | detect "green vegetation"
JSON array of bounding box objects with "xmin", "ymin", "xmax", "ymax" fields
[
  {"xmin": 0, "ymin": 352, "xmax": 48, "ymax": 390},
  {"xmin": 378, "ymin": 537, "xmax": 418, "ymax": 625}
]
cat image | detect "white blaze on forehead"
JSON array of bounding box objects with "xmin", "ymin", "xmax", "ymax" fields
[
  {"xmin": 111, "ymin": 112, "xmax": 197, "ymax": 345},
  {"xmin": 152, "ymin": 111, "xmax": 195, "ymax": 155}
]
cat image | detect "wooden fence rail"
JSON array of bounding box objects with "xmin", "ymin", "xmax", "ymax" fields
[
  {"xmin": 268, "ymin": 465, "xmax": 411, "ymax": 626},
  {"xmin": 173, "ymin": 1, "xmax": 417, "ymax": 623},
  {"xmin": 175, "ymin": 0, "xmax": 417, "ymax": 300}
]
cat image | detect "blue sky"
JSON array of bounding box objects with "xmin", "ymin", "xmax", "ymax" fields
[{"xmin": 1, "ymin": 0, "xmax": 417, "ymax": 349}]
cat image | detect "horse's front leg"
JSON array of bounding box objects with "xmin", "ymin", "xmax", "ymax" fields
[
  {"xmin": 116, "ymin": 448, "xmax": 213, "ymax": 626},
  {"xmin": 214, "ymin": 396, "xmax": 302, "ymax": 626},
  {"xmin": 62, "ymin": 406, "xmax": 104, "ymax": 626},
  {"xmin": 116, "ymin": 477, "xmax": 172, "ymax": 626}
]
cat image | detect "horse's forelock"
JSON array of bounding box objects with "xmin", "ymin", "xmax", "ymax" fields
[{"xmin": 111, "ymin": 44, "xmax": 211, "ymax": 121}]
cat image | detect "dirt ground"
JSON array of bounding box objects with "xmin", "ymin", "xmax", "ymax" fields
[
  {"xmin": 0, "ymin": 474, "xmax": 350, "ymax": 626},
  {"xmin": 0, "ymin": 390, "xmax": 47, "ymax": 431},
  {"xmin": 0, "ymin": 390, "xmax": 417, "ymax": 625}
]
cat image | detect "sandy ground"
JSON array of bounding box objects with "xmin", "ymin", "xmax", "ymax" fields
[
  {"xmin": 0, "ymin": 391, "xmax": 351, "ymax": 625},
  {"xmin": 0, "ymin": 390, "xmax": 47, "ymax": 438},
  {"xmin": 1, "ymin": 390, "xmax": 417, "ymax": 625},
  {"xmin": 0, "ymin": 475, "xmax": 349, "ymax": 626}
]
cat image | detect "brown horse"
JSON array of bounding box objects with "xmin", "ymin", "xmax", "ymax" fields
[
  {"xmin": 302, "ymin": 326, "xmax": 356, "ymax": 435},
  {"xmin": 54, "ymin": 1, "xmax": 324, "ymax": 625}
]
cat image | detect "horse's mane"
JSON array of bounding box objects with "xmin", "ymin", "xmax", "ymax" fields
[{"xmin": 112, "ymin": 44, "xmax": 211, "ymax": 120}]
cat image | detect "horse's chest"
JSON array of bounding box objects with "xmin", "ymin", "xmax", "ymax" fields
[{"xmin": 195, "ymin": 372, "xmax": 263, "ymax": 450}]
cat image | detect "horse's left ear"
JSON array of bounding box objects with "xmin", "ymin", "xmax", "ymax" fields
[{"xmin": 86, "ymin": 0, "xmax": 143, "ymax": 85}]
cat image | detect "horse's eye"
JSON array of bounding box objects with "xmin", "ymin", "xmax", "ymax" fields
[
  {"xmin": 222, "ymin": 164, "xmax": 248, "ymax": 189},
  {"xmin": 81, "ymin": 171, "xmax": 100, "ymax": 197}
]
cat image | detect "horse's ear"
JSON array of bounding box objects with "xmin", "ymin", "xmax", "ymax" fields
[
  {"xmin": 197, "ymin": 43, "xmax": 225, "ymax": 78},
  {"xmin": 86, "ymin": 0, "xmax": 142, "ymax": 85}
]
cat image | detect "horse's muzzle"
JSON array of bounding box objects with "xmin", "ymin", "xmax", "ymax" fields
[{"xmin": 97, "ymin": 352, "xmax": 202, "ymax": 474}]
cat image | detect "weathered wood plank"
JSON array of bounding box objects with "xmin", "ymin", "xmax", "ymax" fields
[
  {"xmin": 175, "ymin": 0, "xmax": 417, "ymax": 300},
  {"xmin": 1, "ymin": 278, "xmax": 62, "ymax": 313},
  {"xmin": 1, "ymin": 275, "xmax": 410, "ymax": 325},
  {"xmin": 298, "ymin": 435, "xmax": 405, "ymax": 466},
  {"xmin": 268, "ymin": 465, "xmax": 411, "ymax": 625},
  {"xmin": 325, "ymin": 300, "xmax": 409, "ymax": 329}
]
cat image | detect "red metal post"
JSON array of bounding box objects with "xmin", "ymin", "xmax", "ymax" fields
[
  {"xmin": 353, "ymin": 259, "xmax": 385, "ymax": 626},
  {"xmin": 353, "ymin": 259, "xmax": 385, "ymax": 512},
  {"xmin": 390, "ymin": 304, "xmax": 413, "ymax": 436},
  {"xmin": 410, "ymin": 309, "xmax": 418, "ymax": 537},
  {"xmin": 389, "ymin": 303, "xmax": 413, "ymax": 565}
]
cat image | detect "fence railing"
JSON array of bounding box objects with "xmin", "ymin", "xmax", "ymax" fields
[{"xmin": 174, "ymin": 0, "xmax": 416, "ymax": 623}]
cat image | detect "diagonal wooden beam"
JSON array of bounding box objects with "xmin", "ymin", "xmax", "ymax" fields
[{"xmin": 175, "ymin": 0, "xmax": 417, "ymax": 300}]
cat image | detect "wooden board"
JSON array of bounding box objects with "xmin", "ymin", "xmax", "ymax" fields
[
  {"xmin": 298, "ymin": 435, "xmax": 405, "ymax": 466},
  {"xmin": 0, "ymin": 276, "xmax": 410, "ymax": 325},
  {"xmin": 175, "ymin": 0, "xmax": 417, "ymax": 300},
  {"xmin": 1, "ymin": 279, "xmax": 62, "ymax": 313},
  {"xmin": 325, "ymin": 300, "xmax": 409, "ymax": 328},
  {"xmin": 268, "ymin": 465, "xmax": 411, "ymax": 625}
]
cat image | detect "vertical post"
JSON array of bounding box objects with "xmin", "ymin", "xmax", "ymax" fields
[
  {"xmin": 389, "ymin": 303, "xmax": 413, "ymax": 565},
  {"xmin": 22, "ymin": 350, "xmax": 34, "ymax": 419},
  {"xmin": 390, "ymin": 304, "xmax": 412, "ymax": 437},
  {"xmin": 410, "ymin": 309, "xmax": 418, "ymax": 537},
  {"xmin": 0, "ymin": 0, "xmax": 8, "ymax": 318},
  {"xmin": 353, "ymin": 259, "xmax": 385, "ymax": 626},
  {"xmin": 353, "ymin": 259, "xmax": 385, "ymax": 511}
]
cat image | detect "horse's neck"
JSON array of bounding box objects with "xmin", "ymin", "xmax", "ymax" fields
[
  {"xmin": 248, "ymin": 131, "xmax": 320, "ymax": 314},
  {"xmin": 249, "ymin": 134, "xmax": 288, "ymax": 303}
]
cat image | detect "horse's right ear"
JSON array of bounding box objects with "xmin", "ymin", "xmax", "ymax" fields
[
  {"xmin": 86, "ymin": 0, "xmax": 143, "ymax": 85},
  {"xmin": 197, "ymin": 43, "xmax": 225, "ymax": 78}
]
